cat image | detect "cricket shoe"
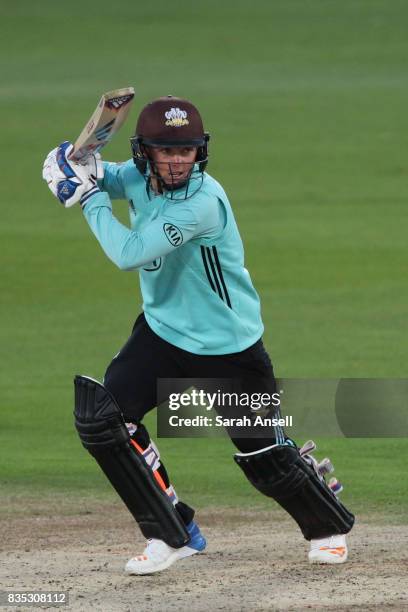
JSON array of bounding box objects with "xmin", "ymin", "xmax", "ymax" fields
[
  {"xmin": 308, "ymin": 534, "xmax": 348, "ymax": 564},
  {"xmin": 125, "ymin": 521, "xmax": 206, "ymax": 575}
]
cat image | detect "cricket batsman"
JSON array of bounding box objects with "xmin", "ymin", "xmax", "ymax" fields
[{"xmin": 42, "ymin": 95, "xmax": 354, "ymax": 574}]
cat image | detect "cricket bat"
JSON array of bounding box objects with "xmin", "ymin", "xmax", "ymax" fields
[{"xmin": 68, "ymin": 87, "xmax": 135, "ymax": 162}]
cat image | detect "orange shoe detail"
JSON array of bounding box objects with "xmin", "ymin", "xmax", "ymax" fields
[{"xmin": 319, "ymin": 546, "xmax": 346, "ymax": 556}]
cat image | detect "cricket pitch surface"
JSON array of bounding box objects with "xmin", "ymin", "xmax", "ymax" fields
[{"xmin": 1, "ymin": 501, "xmax": 407, "ymax": 611}]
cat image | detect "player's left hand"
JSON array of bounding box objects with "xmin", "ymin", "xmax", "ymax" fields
[{"xmin": 42, "ymin": 141, "xmax": 104, "ymax": 208}]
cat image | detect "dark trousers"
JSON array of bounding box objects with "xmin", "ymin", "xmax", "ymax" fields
[{"xmin": 103, "ymin": 313, "xmax": 284, "ymax": 523}]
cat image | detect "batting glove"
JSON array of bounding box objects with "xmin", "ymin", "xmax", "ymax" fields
[{"xmin": 42, "ymin": 141, "xmax": 104, "ymax": 208}]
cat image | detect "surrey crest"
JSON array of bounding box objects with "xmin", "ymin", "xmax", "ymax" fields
[{"xmin": 165, "ymin": 107, "xmax": 189, "ymax": 127}]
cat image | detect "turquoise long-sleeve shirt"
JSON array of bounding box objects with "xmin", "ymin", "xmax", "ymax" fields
[{"xmin": 82, "ymin": 160, "xmax": 264, "ymax": 355}]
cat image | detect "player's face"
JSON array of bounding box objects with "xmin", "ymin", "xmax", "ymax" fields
[{"xmin": 148, "ymin": 146, "xmax": 197, "ymax": 185}]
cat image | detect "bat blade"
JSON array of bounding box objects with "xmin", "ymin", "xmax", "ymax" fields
[{"xmin": 68, "ymin": 87, "xmax": 135, "ymax": 162}]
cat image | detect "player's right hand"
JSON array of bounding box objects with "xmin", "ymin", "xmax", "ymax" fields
[{"xmin": 42, "ymin": 142, "xmax": 103, "ymax": 208}]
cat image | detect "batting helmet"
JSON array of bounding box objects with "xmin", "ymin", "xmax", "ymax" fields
[{"xmin": 130, "ymin": 95, "xmax": 209, "ymax": 198}]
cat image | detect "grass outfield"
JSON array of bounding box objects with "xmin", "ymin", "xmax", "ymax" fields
[
  {"xmin": 1, "ymin": 1, "xmax": 407, "ymax": 518},
  {"xmin": 1, "ymin": 412, "xmax": 406, "ymax": 521}
]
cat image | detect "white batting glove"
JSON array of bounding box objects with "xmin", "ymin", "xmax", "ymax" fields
[{"xmin": 42, "ymin": 141, "xmax": 104, "ymax": 208}]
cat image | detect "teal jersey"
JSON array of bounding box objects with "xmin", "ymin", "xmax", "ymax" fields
[{"xmin": 83, "ymin": 160, "xmax": 264, "ymax": 354}]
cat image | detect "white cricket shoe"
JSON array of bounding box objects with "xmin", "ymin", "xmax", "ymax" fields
[
  {"xmin": 125, "ymin": 521, "xmax": 206, "ymax": 575},
  {"xmin": 308, "ymin": 534, "xmax": 348, "ymax": 564}
]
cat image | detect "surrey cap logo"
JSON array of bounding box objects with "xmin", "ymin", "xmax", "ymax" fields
[{"xmin": 165, "ymin": 107, "xmax": 189, "ymax": 127}]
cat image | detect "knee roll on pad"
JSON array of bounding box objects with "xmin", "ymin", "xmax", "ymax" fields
[
  {"xmin": 234, "ymin": 443, "xmax": 355, "ymax": 540},
  {"xmin": 74, "ymin": 375, "xmax": 189, "ymax": 549}
]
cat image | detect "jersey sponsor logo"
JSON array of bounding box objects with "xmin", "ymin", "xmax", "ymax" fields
[
  {"xmin": 163, "ymin": 223, "xmax": 183, "ymax": 247},
  {"xmin": 200, "ymin": 246, "xmax": 232, "ymax": 309},
  {"xmin": 164, "ymin": 107, "xmax": 189, "ymax": 127},
  {"xmin": 143, "ymin": 257, "xmax": 162, "ymax": 271}
]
